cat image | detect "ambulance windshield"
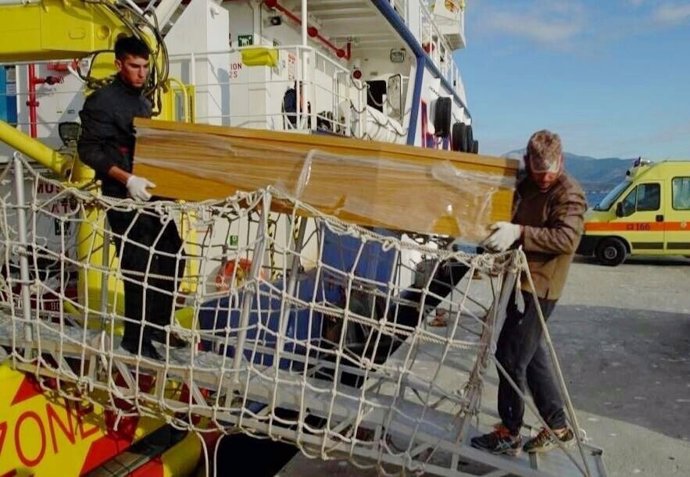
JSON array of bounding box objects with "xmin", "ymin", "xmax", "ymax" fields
[{"xmin": 594, "ymin": 180, "xmax": 631, "ymax": 211}]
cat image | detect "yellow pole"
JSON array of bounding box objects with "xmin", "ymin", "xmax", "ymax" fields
[{"xmin": 0, "ymin": 120, "xmax": 67, "ymax": 176}]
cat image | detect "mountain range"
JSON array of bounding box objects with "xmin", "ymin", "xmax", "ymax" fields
[{"xmin": 504, "ymin": 150, "xmax": 635, "ymax": 194}]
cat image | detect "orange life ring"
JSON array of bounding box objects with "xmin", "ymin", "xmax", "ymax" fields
[{"xmin": 215, "ymin": 258, "xmax": 253, "ymax": 291}]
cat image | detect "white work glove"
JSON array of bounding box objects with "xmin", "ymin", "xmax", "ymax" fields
[
  {"xmin": 481, "ymin": 222, "xmax": 522, "ymax": 252},
  {"xmin": 126, "ymin": 175, "xmax": 156, "ymax": 201}
]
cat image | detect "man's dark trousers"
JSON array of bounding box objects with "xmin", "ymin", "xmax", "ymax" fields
[
  {"xmin": 106, "ymin": 205, "xmax": 185, "ymax": 348},
  {"xmin": 495, "ymin": 290, "xmax": 567, "ymax": 435}
]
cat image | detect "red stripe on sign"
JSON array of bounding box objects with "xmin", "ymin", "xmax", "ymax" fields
[
  {"xmin": 11, "ymin": 375, "xmax": 43, "ymax": 406},
  {"xmin": 79, "ymin": 433, "xmax": 134, "ymax": 475},
  {"xmin": 80, "ymin": 414, "xmax": 139, "ymax": 475}
]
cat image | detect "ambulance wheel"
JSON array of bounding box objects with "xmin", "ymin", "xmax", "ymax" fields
[{"xmin": 595, "ymin": 237, "xmax": 627, "ymax": 266}]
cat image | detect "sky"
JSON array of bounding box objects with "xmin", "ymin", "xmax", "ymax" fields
[{"xmin": 454, "ymin": 0, "xmax": 690, "ymax": 160}]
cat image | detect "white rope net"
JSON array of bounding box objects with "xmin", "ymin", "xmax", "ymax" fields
[{"xmin": 0, "ymin": 156, "xmax": 601, "ymax": 477}]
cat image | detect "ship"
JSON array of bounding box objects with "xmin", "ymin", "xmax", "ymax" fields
[{"xmin": 0, "ymin": 1, "xmax": 605, "ymax": 476}]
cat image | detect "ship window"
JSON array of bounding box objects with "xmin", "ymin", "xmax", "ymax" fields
[{"xmin": 672, "ymin": 177, "xmax": 690, "ymax": 210}]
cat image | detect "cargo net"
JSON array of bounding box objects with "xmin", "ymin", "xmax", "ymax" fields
[{"xmin": 0, "ymin": 157, "xmax": 595, "ymax": 476}]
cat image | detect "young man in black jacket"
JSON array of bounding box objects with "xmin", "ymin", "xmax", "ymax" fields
[{"xmin": 78, "ymin": 36, "xmax": 186, "ymax": 360}]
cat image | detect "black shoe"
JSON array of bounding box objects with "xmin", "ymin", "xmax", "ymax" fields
[
  {"xmin": 470, "ymin": 425, "xmax": 522, "ymax": 456},
  {"xmin": 150, "ymin": 329, "xmax": 188, "ymax": 349},
  {"xmin": 523, "ymin": 427, "xmax": 575, "ymax": 453},
  {"xmin": 121, "ymin": 340, "xmax": 162, "ymax": 360}
]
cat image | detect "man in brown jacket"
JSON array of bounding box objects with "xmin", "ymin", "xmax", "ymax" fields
[{"xmin": 470, "ymin": 130, "xmax": 587, "ymax": 455}]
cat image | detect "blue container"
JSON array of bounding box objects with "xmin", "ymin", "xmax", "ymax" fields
[
  {"xmin": 198, "ymin": 268, "xmax": 341, "ymax": 370},
  {"xmin": 320, "ymin": 226, "xmax": 397, "ymax": 286},
  {"xmin": 198, "ymin": 226, "xmax": 397, "ymax": 370}
]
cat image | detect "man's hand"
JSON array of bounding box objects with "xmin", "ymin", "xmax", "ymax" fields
[
  {"xmin": 481, "ymin": 222, "xmax": 522, "ymax": 252},
  {"xmin": 126, "ymin": 175, "xmax": 156, "ymax": 201}
]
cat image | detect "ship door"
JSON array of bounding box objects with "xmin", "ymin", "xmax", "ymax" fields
[{"xmin": 366, "ymin": 80, "xmax": 386, "ymax": 112}]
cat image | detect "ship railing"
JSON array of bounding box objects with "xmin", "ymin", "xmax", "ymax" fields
[
  {"xmin": 2, "ymin": 45, "xmax": 405, "ymax": 158},
  {"xmin": 414, "ymin": 0, "xmax": 467, "ymax": 102},
  {"xmin": 390, "ymin": 0, "xmax": 409, "ymax": 18},
  {"xmin": 380, "ymin": 0, "xmax": 467, "ymax": 105},
  {"xmin": 1, "ymin": 51, "xmax": 356, "ymax": 142},
  {"xmin": 4, "ymin": 59, "xmax": 193, "ymax": 144},
  {"xmin": 167, "ymin": 44, "xmax": 367, "ymax": 136}
]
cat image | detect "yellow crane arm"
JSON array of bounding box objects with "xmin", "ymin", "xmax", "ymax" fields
[
  {"xmin": 0, "ymin": 0, "xmax": 184, "ymax": 175},
  {"xmin": 0, "ymin": 0, "xmax": 172, "ymax": 92},
  {"xmin": 0, "ymin": 0, "xmax": 133, "ymax": 63},
  {"xmin": 0, "ymin": 0, "xmax": 137, "ymax": 176}
]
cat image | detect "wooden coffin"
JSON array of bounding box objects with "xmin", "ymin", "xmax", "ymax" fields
[{"xmin": 133, "ymin": 119, "xmax": 518, "ymax": 240}]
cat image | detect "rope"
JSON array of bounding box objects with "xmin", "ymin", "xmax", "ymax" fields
[{"xmin": 0, "ymin": 155, "xmax": 599, "ymax": 477}]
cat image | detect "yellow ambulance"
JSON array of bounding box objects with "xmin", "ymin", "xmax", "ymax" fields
[{"xmin": 577, "ymin": 159, "xmax": 690, "ymax": 265}]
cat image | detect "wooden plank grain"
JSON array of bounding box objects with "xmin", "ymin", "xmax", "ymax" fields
[{"xmin": 133, "ymin": 119, "xmax": 518, "ymax": 239}]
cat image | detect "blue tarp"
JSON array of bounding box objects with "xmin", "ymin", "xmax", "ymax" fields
[{"xmin": 198, "ymin": 227, "xmax": 397, "ymax": 370}]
